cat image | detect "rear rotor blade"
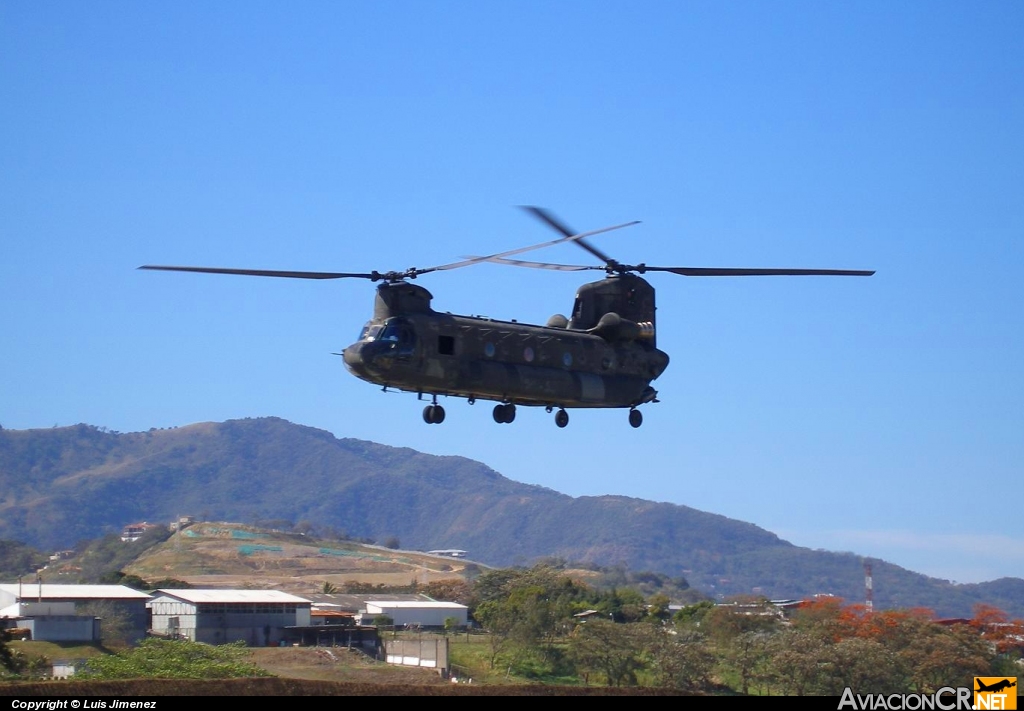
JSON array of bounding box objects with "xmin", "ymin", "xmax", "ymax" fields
[
  {"xmin": 651, "ymin": 267, "xmax": 876, "ymax": 277},
  {"xmin": 464, "ymin": 259, "xmax": 874, "ymax": 278}
]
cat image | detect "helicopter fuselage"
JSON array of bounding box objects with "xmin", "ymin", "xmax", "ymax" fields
[{"xmin": 342, "ymin": 279, "xmax": 669, "ymax": 411}]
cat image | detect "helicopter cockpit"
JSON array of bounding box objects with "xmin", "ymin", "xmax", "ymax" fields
[
  {"xmin": 363, "ymin": 317, "xmax": 416, "ymax": 356},
  {"xmin": 357, "ymin": 323, "xmax": 383, "ymax": 342}
]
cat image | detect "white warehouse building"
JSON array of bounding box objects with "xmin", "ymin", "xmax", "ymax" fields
[
  {"xmin": 149, "ymin": 589, "xmax": 311, "ymax": 646},
  {"xmin": 0, "ymin": 584, "xmax": 151, "ymax": 643},
  {"xmin": 359, "ymin": 600, "xmax": 468, "ymax": 627}
]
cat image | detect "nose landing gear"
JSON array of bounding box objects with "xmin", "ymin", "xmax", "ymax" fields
[{"xmin": 554, "ymin": 409, "xmax": 569, "ymax": 428}]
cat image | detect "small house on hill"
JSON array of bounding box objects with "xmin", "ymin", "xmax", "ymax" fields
[{"xmin": 121, "ymin": 521, "xmax": 163, "ymax": 542}]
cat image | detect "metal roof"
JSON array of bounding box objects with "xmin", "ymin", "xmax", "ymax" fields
[
  {"xmin": 303, "ymin": 593, "xmax": 432, "ymax": 609},
  {"xmin": 365, "ymin": 600, "xmax": 467, "ymax": 610},
  {"xmin": 0, "ymin": 584, "xmax": 151, "ymax": 600},
  {"xmin": 153, "ymin": 589, "xmax": 311, "ymax": 604}
]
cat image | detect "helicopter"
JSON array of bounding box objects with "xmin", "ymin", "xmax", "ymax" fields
[{"xmin": 140, "ymin": 207, "xmax": 873, "ymax": 428}]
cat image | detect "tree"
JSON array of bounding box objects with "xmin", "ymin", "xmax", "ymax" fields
[
  {"xmin": 0, "ymin": 629, "xmax": 48, "ymax": 681},
  {"xmin": 473, "ymin": 574, "xmax": 577, "ymax": 673},
  {"xmin": 645, "ymin": 593, "xmax": 672, "ymax": 623},
  {"xmin": 600, "ymin": 587, "xmax": 647, "ymax": 623},
  {"xmin": 766, "ymin": 600, "xmax": 996, "ymax": 696},
  {"xmin": 703, "ymin": 599, "xmax": 781, "ymax": 643},
  {"xmin": 100, "ymin": 571, "xmax": 149, "ymax": 589},
  {"xmin": 0, "ymin": 540, "xmax": 48, "ymax": 579},
  {"xmin": 673, "ymin": 600, "xmax": 715, "ymax": 628},
  {"xmin": 766, "ymin": 628, "xmax": 827, "ymax": 696},
  {"xmin": 74, "ymin": 527, "xmax": 172, "ymax": 583},
  {"xmin": 790, "ymin": 596, "xmax": 846, "ymax": 641},
  {"xmin": 444, "ymin": 616, "xmax": 459, "ymax": 636},
  {"xmin": 149, "ymin": 578, "xmax": 191, "ymax": 589},
  {"xmin": 384, "ymin": 536, "xmax": 400, "ymax": 550},
  {"xmin": 972, "ymin": 604, "xmax": 1024, "ymax": 655},
  {"xmin": 645, "ymin": 627, "xmax": 715, "ymax": 691},
  {"xmin": 473, "ymin": 598, "xmax": 519, "ymax": 669},
  {"xmin": 472, "ymin": 565, "xmax": 591, "ymax": 635},
  {"xmin": 900, "ymin": 622, "xmax": 992, "ymax": 692},
  {"xmin": 568, "ymin": 619, "xmax": 648, "ymax": 687},
  {"xmin": 423, "ymin": 578, "xmax": 472, "ymax": 603},
  {"xmin": 818, "ymin": 636, "xmax": 905, "ymax": 695},
  {"xmin": 720, "ymin": 630, "xmax": 774, "ymax": 695},
  {"xmin": 0, "ymin": 629, "xmax": 23, "ymax": 677},
  {"xmin": 78, "ymin": 600, "xmax": 135, "ymax": 649}
]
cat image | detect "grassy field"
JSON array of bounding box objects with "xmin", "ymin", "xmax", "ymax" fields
[
  {"xmin": 2, "ymin": 640, "xmax": 691, "ymax": 695},
  {"xmin": 448, "ymin": 632, "xmax": 519, "ymax": 684},
  {"xmin": 10, "ymin": 640, "xmax": 108, "ymax": 658},
  {"xmin": 1, "ymin": 677, "xmax": 690, "ymax": 696}
]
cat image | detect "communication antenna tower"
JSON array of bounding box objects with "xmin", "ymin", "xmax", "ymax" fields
[{"xmin": 864, "ymin": 559, "xmax": 874, "ymax": 612}]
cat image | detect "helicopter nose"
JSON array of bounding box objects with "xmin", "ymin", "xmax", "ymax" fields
[
  {"xmin": 343, "ymin": 342, "xmax": 369, "ymax": 375},
  {"xmin": 343, "ymin": 340, "xmax": 393, "ymax": 379}
]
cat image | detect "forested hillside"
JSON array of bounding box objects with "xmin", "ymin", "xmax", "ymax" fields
[{"xmin": 1, "ymin": 418, "xmax": 1020, "ymax": 617}]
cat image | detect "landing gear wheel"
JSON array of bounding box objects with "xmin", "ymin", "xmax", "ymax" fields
[
  {"xmin": 628, "ymin": 409, "xmax": 643, "ymax": 428},
  {"xmin": 423, "ymin": 405, "xmax": 446, "ymax": 424},
  {"xmin": 555, "ymin": 409, "xmax": 569, "ymax": 428},
  {"xmin": 492, "ymin": 403, "xmax": 516, "ymax": 424}
]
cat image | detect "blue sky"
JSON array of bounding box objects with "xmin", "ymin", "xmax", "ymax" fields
[{"xmin": 3, "ymin": 2, "xmax": 1022, "ymax": 586}]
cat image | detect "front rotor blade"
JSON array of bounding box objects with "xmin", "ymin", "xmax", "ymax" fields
[
  {"xmin": 460, "ymin": 256, "xmax": 602, "ymax": 272},
  {"xmin": 138, "ymin": 265, "xmax": 374, "ymax": 279},
  {"xmin": 519, "ymin": 206, "xmax": 618, "ymax": 265},
  {"xmin": 652, "ymin": 267, "xmax": 876, "ymax": 277},
  {"xmin": 425, "ymin": 218, "xmax": 640, "ymax": 274}
]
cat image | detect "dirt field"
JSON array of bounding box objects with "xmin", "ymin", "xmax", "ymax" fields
[
  {"xmin": 124, "ymin": 523, "xmax": 472, "ymax": 594},
  {"xmin": 247, "ymin": 645, "xmax": 449, "ymax": 685}
]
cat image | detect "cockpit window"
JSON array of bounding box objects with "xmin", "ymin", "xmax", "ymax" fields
[
  {"xmin": 358, "ymin": 323, "xmax": 383, "ymax": 341},
  {"xmin": 378, "ymin": 318, "xmax": 416, "ymax": 355},
  {"xmin": 572, "ymin": 296, "xmax": 584, "ymax": 320}
]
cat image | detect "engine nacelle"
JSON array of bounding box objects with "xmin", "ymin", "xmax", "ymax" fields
[{"xmin": 588, "ymin": 312, "xmax": 656, "ymax": 342}]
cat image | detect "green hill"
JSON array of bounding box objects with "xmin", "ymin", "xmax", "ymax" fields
[{"xmin": 1, "ymin": 418, "xmax": 1020, "ymax": 617}]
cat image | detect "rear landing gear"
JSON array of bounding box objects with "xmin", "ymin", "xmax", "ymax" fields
[
  {"xmin": 493, "ymin": 403, "xmax": 516, "ymax": 424},
  {"xmin": 554, "ymin": 409, "xmax": 569, "ymax": 428},
  {"xmin": 628, "ymin": 408, "xmax": 643, "ymax": 428},
  {"xmin": 423, "ymin": 404, "xmax": 445, "ymax": 424}
]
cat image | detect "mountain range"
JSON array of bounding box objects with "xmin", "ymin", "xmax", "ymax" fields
[{"xmin": 0, "ymin": 417, "xmax": 1020, "ymax": 618}]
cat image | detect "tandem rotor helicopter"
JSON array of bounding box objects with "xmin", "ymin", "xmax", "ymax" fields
[{"xmin": 141, "ymin": 207, "xmax": 873, "ymax": 428}]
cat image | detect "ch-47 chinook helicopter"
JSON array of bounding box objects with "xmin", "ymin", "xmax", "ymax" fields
[{"xmin": 140, "ymin": 207, "xmax": 873, "ymax": 428}]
